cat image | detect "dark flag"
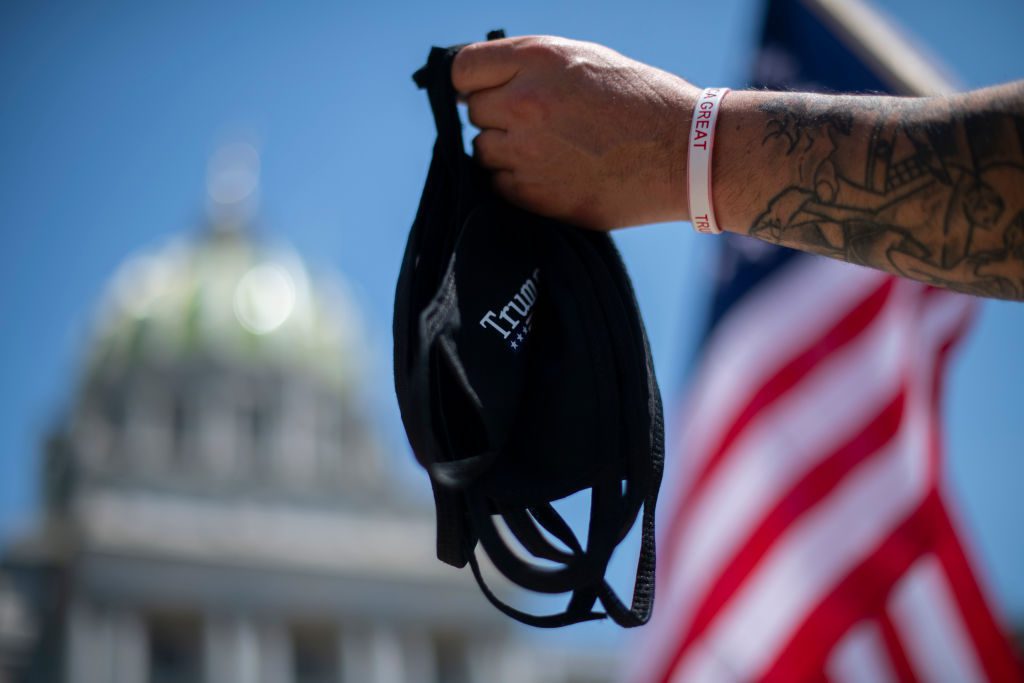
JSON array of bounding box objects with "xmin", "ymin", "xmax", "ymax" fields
[{"xmin": 631, "ymin": 0, "xmax": 1022, "ymax": 680}]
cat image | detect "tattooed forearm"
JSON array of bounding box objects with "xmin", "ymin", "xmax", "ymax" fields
[{"xmin": 715, "ymin": 82, "xmax": 1024, "ymax": 300}]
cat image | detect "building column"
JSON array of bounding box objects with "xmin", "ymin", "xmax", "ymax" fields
[
  {"xmin": 338, "ymin": 624, "xmax": 369, "ymax": 683},
  {"xmin": 66, "ymin": 601, "xmax": 109, "ymax": 683},
  {"xmin": 111, "ymin": 611, "xmax": 147, "ymax": 683},
  {"xmin": 256, "ymin": 621, "xmax": 291, "ymax": 683},
  {"xmin": 339, "ymin": 623, "xmax": 406, "ymax": 683},
  {"xmin": 492, "ymin": 641, "xmax": 540, "ymax": 683},
  {"xmin": 204, "ymin": 615, "xmax": 258, "ymax": 683},
  {"xmin": 204, "ymin": 615, "xmax": 292, "ymax": 683},
  {"xmin": 65, "ymin": 603, "xmax": 146, "ymax": 683},
  {"xmin": 401, "ymin": 628, "xmax": 436, "ymax": 683}
]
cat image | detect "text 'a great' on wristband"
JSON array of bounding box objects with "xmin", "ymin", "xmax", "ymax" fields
[{"xmin": 687, "ymin": 87, "xmax": 730, "ymax": 235}]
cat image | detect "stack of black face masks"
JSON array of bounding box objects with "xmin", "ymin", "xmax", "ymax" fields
[{"xmin": 393, "ymin": 31, "xmax": 665, "ymax": 628}]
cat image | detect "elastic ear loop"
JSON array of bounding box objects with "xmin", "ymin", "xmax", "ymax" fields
[
  {"xmin": 464, "ymin": 503, "xmax": 609, "ymax": 628},
  {"xmin": 502, "ymin": 509, "xmax": 574, "ymax": 563},
  {"xmin": 410, "ymin": 270, "xmax": 472, "ymax": 566},
  {"xmin": 414, "ymin": 33, "xmax": 507, "ymax": 256},
  {"xmin": 594, "ymin": 238, "xmax": 665, "ymax": 627},
  {"xmin": 563, "ymin": 229, "xmax": 642, "ymax": 626},
  {"xmin": 466, "ymin": 494, "xmax": 602, "ymax": 594},
  {"xmin": 505, "ymin": 509, "xmax": 603, "ymax": 619},
  {"xmin": 526, "ymin": 504, "xmax": 607, "ymax": 618},
  {"xmin": 412, "ymin": 29, "xmax": 506, "ymax": 133},
  {"xmin": 465, "ymin": 550, "xmax": 605, "ymax": 628},
  {"xmin": 594, "ymin": 229, "xmax": 666, "ymax": 627},
  {"xmin": 565, "ymin": 229, "xmax": 665, "ymax": 627},
  {"xmin": 545, "ymin": 226, "xmax": 624, "ymax": 603},
  {"xmin": 414, "ymin": 46, "xmax": 466, "ymax": 173},
  {"xmin": 413, "ymin": 45, "xmax": 477, "ymax": 276}
]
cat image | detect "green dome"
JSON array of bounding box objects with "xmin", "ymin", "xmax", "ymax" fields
[{"xmin": 87, "ymin": 228, "xmax": 362, "ymax": 390}]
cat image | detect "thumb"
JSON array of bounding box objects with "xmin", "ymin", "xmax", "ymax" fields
[{"xmin": 452, "ymin": 38, "xmax": 522, "ymax": 95}]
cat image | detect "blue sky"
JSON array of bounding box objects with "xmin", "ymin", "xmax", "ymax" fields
[{"xmin": 1, "ymin": 0, "xmax": 1022, "ymax": 645}]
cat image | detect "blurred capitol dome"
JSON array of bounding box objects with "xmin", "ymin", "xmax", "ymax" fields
[
  {"xmin": 69, "ymin": 140, "xmax": 384, "ymax": 499},
  {"xmin": 78, "ymin": 219, "xmax": 380, "ymax": 496},
  {"xmin": 95, "ymin": 225, "xmax": 360, "ymax": 389},
  {"xmin": 0, "ymin": 144, "xmax": 614, "ymax": 683}
]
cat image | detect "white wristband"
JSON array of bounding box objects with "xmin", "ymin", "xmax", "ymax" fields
[{"xmin": 687, "ymin": 87, "xmax": 730, "ymax": 234}]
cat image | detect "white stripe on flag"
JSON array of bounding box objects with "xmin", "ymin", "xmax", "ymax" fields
[
  {"xmin": 670, "ymin": 416, "xmax": 929, "ymax": 682},
  {"xmin": 632, "ymin": 286, "xmax": 969, "ymax": 683},
  {"xmin": 889, "ymin": 556, "xmax": 987, "ymax": 683},
  {"xmin": 827, "ymin": 621, "xmax": 898, "ymax": 683},
  {"xmin": 662, "ymin": 281, "xmax": 913, "ymax": 615},
  {"xmin": 672, "ymin": 259, "xmax": 887, "ymax": 495},
  {"xmin": 663, "ymin": 286, "xmax": 966, "ymax": 679},
  {"xmin": 661, "ymin": 288, "xmax": 969, "ymax": 683}
]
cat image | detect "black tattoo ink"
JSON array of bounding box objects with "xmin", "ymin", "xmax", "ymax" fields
[{"xmin": 749, "ymin": 93, "xmax": 1024, "ymax": 300}]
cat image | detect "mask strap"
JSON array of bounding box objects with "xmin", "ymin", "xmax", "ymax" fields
[
  {"xmin": 502, "ymin": 509, "xmax": 575, "ymax": 564},
  {"xmin": 522, "ymin": 507, "xmax": 609, "ymax": 625},
  {"xmin": 410, "ymin": 268, "xmax": 472, "ymax": 566},
  {"xmin": 562, "ymin": 228, "xmax": 665, "ymax": 628},
  {"xmin": 465, "ymin": 549, "xmax": 604, "ymax": 628},
  {"xmin": 467, "ymin": 493, "xmax": 600, "ymax": 595},
  {"xmin": 600, "ymin": 236, "xmax": 666, "ymax": 627},
  {"xmin": 413, "ymin": 30, "xmax": 506, "ymax": 173},
  {"xmin": 605, "ymin": 329, "xmax": 665, "ymax": 626},
  {"xmin": 465, "ymin": 504, "xmax": 605, "ymax": 628},
  {"xmin": 413, "ymin": 46, "xmax": 465, "ymax": 170}
]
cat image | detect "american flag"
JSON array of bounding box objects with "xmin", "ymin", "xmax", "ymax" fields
[{"xmin": 632, "ymin": 0, "xmax": 1022, "ymax": 681}]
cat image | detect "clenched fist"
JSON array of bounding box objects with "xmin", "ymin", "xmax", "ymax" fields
[{"xmin": 452, "ymin": 35, "xmax": 700, "ymax": 230}]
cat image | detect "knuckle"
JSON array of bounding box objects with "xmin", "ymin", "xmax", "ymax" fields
[
  {"xmin": 508, "ymin": 87, "xmax": 547, "ymax": 122},
  {"xmin": 518, "ymin": 36, "xmax": 566, "ymax": 65}
]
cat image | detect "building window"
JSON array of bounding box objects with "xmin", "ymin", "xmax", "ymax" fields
[
  {"xmin": 147, "ymin": 612, "xmax": 202, "ymax": 683},
  {"xmin": 247, "ymin": 403, "xmax": 266, "ymax": 453},
  {"xmin": 290, "ymin": 622, "xmax": 339, "ymax": 683},
  {"xmin": 239, "ymin": 397, "xmax": 274, "ymax": 478}
]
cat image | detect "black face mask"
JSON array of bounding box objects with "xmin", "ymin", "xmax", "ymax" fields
[{"xmin": 393, "ymin": 31, "xmax": 665, "ymax": 628}]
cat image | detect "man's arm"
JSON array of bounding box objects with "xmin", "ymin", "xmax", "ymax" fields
[
  {"xmin": 716, "ymin": 84, "xmax": 1024, "ymax": 299},
  {"xmin": 454, "ymin": 36, "xmax": 1024, "ymax": 300}
]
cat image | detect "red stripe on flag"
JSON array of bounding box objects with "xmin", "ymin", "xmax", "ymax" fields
[
  {"xmin": 753, "ymin": 493, "xmax": 944, "ymax": 683},
  {"xmin": 911, "ymin": 292, "xmax": 1016, "ymax": 678},
  {"xmin": 931, "ymin": 503, "xmax": 1024, "ymax": 682},
  {"xmin": 661, "ymin": 279, "xmax": 895, "ymax": 564},
  {"xmin": 644, "ymin": 279, "xmax": 1013, "ymax": 683},
  {"xmin": 878, "ymin": 610, "xmax": 919, "ymax": 683},
  {"xmin": 655, "ymin": 388, "xmax": 908, "ymax": 681},
  {"xmin": 924, "ymin": 294, "xmax": 975, "ymax": 480}
]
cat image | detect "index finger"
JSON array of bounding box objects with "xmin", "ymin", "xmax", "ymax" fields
[{"xmin": 452, "ymin": 38, "xmax": 523, "ymax": 95}]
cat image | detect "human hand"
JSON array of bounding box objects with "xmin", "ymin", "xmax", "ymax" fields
[{"xmin": 452, "ymin": 35, "xmax": 699, "ymax": 230}]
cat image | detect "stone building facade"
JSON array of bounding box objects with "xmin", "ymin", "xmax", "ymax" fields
[{"xmin": 0, "ymin": 156, "xmax": 616, "ymax": 683}]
